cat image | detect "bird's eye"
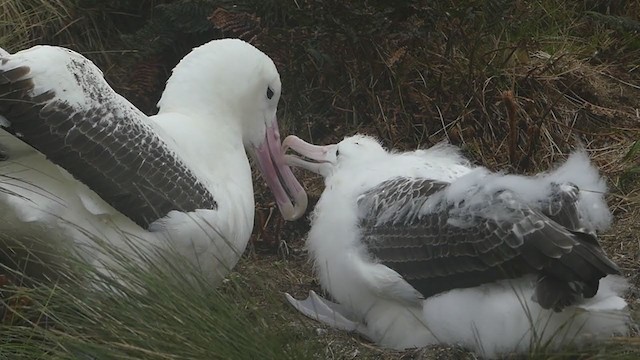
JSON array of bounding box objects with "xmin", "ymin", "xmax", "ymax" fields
[
  {"xmin": 266, "ymin": 87, "xmax": 274, "ymax": 100},
  {"xmin": 336, "ymin": 149, "xmax": 340, "ymax": 157}
]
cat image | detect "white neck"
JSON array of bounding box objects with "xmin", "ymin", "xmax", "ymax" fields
[
  {"xmin": 149, "ymin": 110, "xmax": 255, "ymax": 244},
  {"xmin": 144, "ymin": 40, "xmax": 264, "ymax": 243}
]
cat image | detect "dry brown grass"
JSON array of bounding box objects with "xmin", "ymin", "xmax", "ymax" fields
[
  {"xmin": 237, "ymin": 1, "xmax": 640, "ymax": 358},
  {"xmin": 195, "ymin": 2, "xmax": 640, "ymax": 180}
]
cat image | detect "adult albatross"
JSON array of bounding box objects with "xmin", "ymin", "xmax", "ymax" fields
[
  {"xmin": 0, "ymin": 39, "xmax": 307, "ymax": 285},
  {"xmin": 283, "ymin": 134, "xmax": 630, "ymax": 357}
]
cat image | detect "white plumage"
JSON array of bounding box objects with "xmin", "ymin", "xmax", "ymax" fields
[
  {"xmin": 0, "ymin": 39, "xmax": 307, "ymax": 286},
  {"xmin": 283, "ymin": 134, "xmax": 630, "ymax": 358}
]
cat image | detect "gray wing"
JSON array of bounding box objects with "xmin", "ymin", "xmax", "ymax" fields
[
  {"xmin": 537, "ymin": 182, "xmax": 582, "ymax": 231},
  {"xmin": 0, "ymin": 52, "xmax": 217, "ymax": 229},
  {"xmin": 357, "ymin": 177, "xmax": 620, "ymax": 311}
]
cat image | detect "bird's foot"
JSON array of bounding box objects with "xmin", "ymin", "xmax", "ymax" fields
[{"xmin": 285, "ymin": 290, "xmax": 374, "ymax": 340}]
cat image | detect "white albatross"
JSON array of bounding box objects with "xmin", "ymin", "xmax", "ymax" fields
[
  {"xmin": 0, "ymin": 38, "xmax": 307, "ymax": 286},
  {"xmin": 282, "ymin": 134, "xmax": 630, "ymax": 358}
]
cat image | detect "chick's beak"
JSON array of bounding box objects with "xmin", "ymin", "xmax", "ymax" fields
[{"xmin": 282, "ymin": 135, "xmax": 336, "ymax": 176}]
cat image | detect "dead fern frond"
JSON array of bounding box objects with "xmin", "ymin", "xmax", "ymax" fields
[
  {"xmin": 126, "ymin": 57, "xmax": 165, "ymax": 114},
  {"xmin": 208, "ymin": 7, "xmax": 262, "ymax": 43}
]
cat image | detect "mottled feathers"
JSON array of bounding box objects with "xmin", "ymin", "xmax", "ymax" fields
[
  {"xmin": 0, "ymin": 47, "xmax": 217, "ymax": 228},
  {"xmin": 357, "ymin": 175, "xmax": 619, "ymax": 311}
]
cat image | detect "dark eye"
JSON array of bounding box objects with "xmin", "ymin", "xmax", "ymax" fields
[
  {"xmin": 266, "ymin": 87, "xmax": 274, "ymax": 99},
  {"xmin": 336, "ymin": 149, "xmax": 340, "ymax": 157}
]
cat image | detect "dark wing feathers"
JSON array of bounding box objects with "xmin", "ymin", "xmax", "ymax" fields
[
  {"xmin": 538, "ymin": 182, "xmax": 582, "ymax": 230},
  {"xmin": 0, "ymin": 60, "xmax": 217, "ymax": 229},
  {"xmin": 357, "ymin": 177, "xmax": 619, "ymax": 310}
]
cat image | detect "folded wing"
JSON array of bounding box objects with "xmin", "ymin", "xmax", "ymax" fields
[
  {"xmin": 357, "ymin": 176, "xmax": 619, "ymax": 311},
  {"xmin": 0, "ymin": 47, "xmax": 216, "ymax": 229}
]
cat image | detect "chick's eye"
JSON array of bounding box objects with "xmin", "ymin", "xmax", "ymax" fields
[
  {"xmin": 336, "ymin": 148, "xmax": 340, "ymax": 157},
  {"xmin": 266, "ymin": 87, "xmax": 274, "ymax": 100}
]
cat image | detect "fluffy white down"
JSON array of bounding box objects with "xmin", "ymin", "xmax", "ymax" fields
[{"xmin": 306, "ymin": 140, "xmax": 629, "ymax": 358}]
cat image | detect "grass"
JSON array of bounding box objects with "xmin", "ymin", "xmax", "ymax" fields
[
  {"xmin": 0, "ymin": 230, "xmax": 319, "ymax": 360},
  {"xmin": 1, "ymin": 0, "xmax": 640, "ymax": 359},
  {"xmin": 0, "ymin": 0, "xmax": 74, "ymax": 51}
]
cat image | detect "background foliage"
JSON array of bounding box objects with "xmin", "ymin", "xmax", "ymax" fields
[{"xmin": 1, "ymin": 0, "xmax": 639, "ymax": 358}]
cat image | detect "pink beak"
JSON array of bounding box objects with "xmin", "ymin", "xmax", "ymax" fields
[
  {"xmin": 254, "ymin": 117, "xmax": 308, "ymax": 220},
  {"xmin": 281, "ymin": 135, "xmax": 337, "ymax": 177}
]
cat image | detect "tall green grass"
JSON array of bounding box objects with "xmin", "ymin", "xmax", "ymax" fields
[
  {"xmin": 0, "ymin": 225, "xmax": 317, "ymax": 359},
  {"xmin": 0, "ymin": 0, "xmax": 74, "ymax": 51}
]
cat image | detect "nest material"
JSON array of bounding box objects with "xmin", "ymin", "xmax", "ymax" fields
[{"xmin": 203, "ymin": 3, "xmax": 640, "ymax": 176}]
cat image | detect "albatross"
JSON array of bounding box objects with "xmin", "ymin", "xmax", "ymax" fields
[
  {"xmin": 0, "ymin": 38, "xmax": 307, "ymax": 285},
  {"xmin": 282, "ymin": 134, "xmax": 630, "ymax": 357}
]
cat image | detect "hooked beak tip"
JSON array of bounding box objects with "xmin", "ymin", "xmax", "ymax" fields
[
  {"xmin": 256, "ymin": 124, "xmax": 309, "ymax": 221},
  {"xmin": 279, "ymin": 191, "xmax": 309, "ymax": 221}
]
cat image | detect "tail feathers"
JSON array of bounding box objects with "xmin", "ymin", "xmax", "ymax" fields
[
  {"xmin": 534, "ymin": 245, "xmax": 622, "ymax": 312},
  {"xmin": 533, "ymin": 275, "xmax": 597, "ymax": 311},
  {"xmin": 532, "ymin": 275, "xmax": 573, "ymax": 311}
]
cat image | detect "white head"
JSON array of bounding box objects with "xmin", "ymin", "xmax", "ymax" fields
[
  {"xmin": 282, "ymin": 134, "xmax": 387, "ymax": 178},
  {"xmin": 157, "ymin": 38, "xmax": 307, "ymax": 220}
]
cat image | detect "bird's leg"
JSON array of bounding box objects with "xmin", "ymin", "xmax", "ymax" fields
[{"xmin": 285, "ymin": 290, "xmax": 375, "ymax": 340}]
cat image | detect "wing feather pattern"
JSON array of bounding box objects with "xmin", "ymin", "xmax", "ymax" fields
[
  {"xmin": 357, "ymin": 177, "xmax": 620, "ymax": 311},
  {"xmin": 0, "ymin": 48, "xmax": 217, "ymax": 229}
]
